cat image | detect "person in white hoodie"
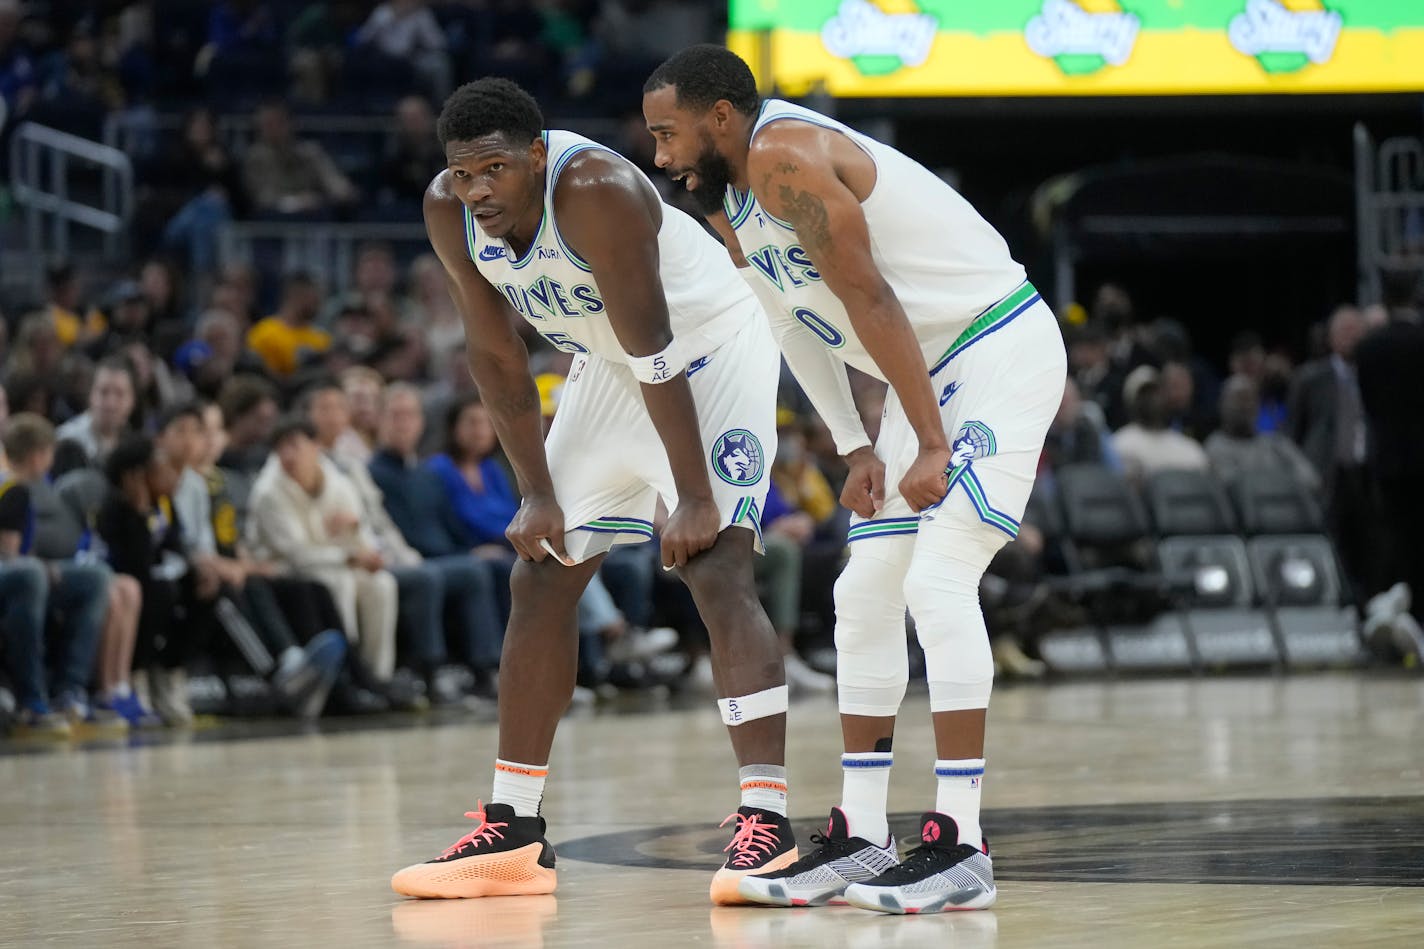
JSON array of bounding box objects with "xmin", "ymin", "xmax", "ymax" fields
[{"xmin": 246, "ymin": 416, "xmax": 398, "ymax": 680}]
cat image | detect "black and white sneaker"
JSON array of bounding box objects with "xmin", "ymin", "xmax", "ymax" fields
[
  {"xmin": 738, "ymin": 807, "xmax": 899, "ymax": 907},
  {"xmin": 843, "ymin": 812, "xmax": 996, "ymax": 915}
]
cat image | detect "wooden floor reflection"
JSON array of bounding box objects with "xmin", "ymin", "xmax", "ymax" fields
[{"xmin": 3, "ymin": 674, "xmax": 1422, "ymax": 948}]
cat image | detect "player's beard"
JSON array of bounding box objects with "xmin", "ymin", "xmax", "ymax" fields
[{"xmin": 688, "ymin": 136, "xmax": 734, "ymax": 215}]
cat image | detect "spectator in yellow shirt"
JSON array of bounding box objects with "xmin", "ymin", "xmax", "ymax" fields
[{"xmin": 246, "ymin": 273, "xmax": 330, "ymax": 378}]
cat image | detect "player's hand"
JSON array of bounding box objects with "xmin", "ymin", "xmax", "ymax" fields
[
  {"xmin": 899, "ymin": 443, "xmax": 953, "ymax": 512},
  {"xmin": 507, "ymin": 495, "xmax": 573, "ymax": 565},
  {"xmin": 841, "ymin": 446, "xmax": 885, "ymax": 519},
  {"xmin": 661, "ymin": 497, "xmax": 721, "ymax": 569}
]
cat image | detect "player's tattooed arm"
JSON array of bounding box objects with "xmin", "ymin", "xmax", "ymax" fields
[
  {"xmin": 749, "ymin": 129, "xmax": 951, "ymax": 510},
  {"xmin": 423, "ymin": 174, "xmax": 555, "ymax": 505}
]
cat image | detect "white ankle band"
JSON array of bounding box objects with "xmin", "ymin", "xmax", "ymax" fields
[{"xmin": 718, "ymin": 685, "xmax": 789, "ymax": 726}]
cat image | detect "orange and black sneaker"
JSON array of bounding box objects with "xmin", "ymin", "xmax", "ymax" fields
[
  {"xmin": 392, "ymin": 801, "xmax": 557, "ymax": 899},
  {"xmin": 709, "ymin": 806, "xmax": 798, "ymax": 905}
]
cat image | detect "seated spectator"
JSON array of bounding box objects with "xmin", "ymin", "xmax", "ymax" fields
[
  {"xmin": 338, "ymin": 365, "xmax": 386, "ymax": 464},
  {"xmin": 1042, "ymin": 377, "xmax": 1122, "ymax": 474},
  {"xmin": 0, "ymin": 0, "xmax": 38, "ymax": 129},
  {"xmin": 354, "ymin": 0, "xmax": 451, "ymax": 102},
  {"xmin": 55, "ymin": 354, "xmax": 137, "ymax": 464},
  {"xmin": 175, "ymin": 309, "xmax": 268, "ymax": 399},
  {"xmin": 1228, "ymin": 331, "xmax": 1290, "ymax": 434},
  {"xmin": 377, "ymin": 96, "xmax": 444, "ymax": 212},
  {"xmin": 367, "ymin": 384, "xmax": 507, "ymax": 693},
  {"xmin": 81, "ymin": 279, "xmax": 150, "ymax": 359},
  {"xmin": 23, "ymin": 429, "xmax": 143, "ymax": 726},
  {"xmin": 156, "ymin": 107, "xmax": 246, "ymax": 277},
  {"xmin": 1112, "ymin": 366, "xmax": 1209, "ymax": 482},
  {"xmin": 161, "ymin": 402, "xmax": 346, "ymax": 718},
  {"xmin": 0, "ymin": 415, "xmax": 111, "ymax": 736},
  {"xmin": 241, "ymin": 99, "xmax": 358, "ymax": 217},
  {"xmin": 41, "ymin": 262, "xmax": 102, "ymax": 351},
  {"xmin": 246, "ymin": 418, "xmax": 401, "ymax": 689},
  {"xmin": 97, "ymin": 434, "xmax": 219, "ymax": 726},
  {"xmin": 302, "ymin": 380, "xmax": 448, "ymax": 695},
  {"xmin": 1206, "ymin": 375, "xmax": 1320, "ymax": 490},
  {"xmin": 1066, "ymin": 321, "xmax": 1126, "ymax": 429},
  {"xmin": 409, "ymin": 253, "xmax": 466, "ymax": 369},
  {"xmin": 215, "ymin": 374, "xmax": 280, "ymax": 486},
  {"xmin": 196, "ymin": 402, "xmax": 387, "ymax": 716},
  {"xmin": 247, "ymin": 272, "xmax": 331, "ymax": 379},
  {"xmin": 5, "ymin": 312, "xmax": 65, "ymax": 382},
  {"xmin": 427, "ymin": 394, "xmax": 518, "ymax": 546}
]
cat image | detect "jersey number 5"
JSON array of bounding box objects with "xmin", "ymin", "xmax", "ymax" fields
[{"xmin": 540, "ymin": 332, "xmax": 590, "ymax": 354}]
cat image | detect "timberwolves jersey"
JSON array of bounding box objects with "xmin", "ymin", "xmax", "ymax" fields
[
  {"xmin": 467, "ymin": 130, "xmax": 754, "ymax": 365},
  {"xmin": 726, "ymin": 99, "xmax": 1028, "ymax": 382}
]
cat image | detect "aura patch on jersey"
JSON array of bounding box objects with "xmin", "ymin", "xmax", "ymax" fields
[{"xmin": 712, "ymin": 430, "xmax": 765, "ymax": 486}]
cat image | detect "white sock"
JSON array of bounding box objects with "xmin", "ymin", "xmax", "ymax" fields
[
  {"xmin": 934, "ymin": 758, "xmax": 985, "ymax": 849},
  {"xmin": 840, "ymin": 752, "xmax": 893, "ymax": 845},
  {"xmin": 492, "ymin": 759, "xmax": 548, "ymax": 818},
  {"xmin": 739, "ymin": 764, "xmax": 788, "ymax": 816}
]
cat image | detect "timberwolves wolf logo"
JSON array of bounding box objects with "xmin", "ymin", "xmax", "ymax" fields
[
  {"xmin": 712, "ymin": 430, "xmax": 764, "ymax": 486},
  {"xmin": 951, "ymin": 420, "xmax": 997, "ymax": 466}
]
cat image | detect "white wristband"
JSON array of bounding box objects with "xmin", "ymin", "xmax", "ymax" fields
[{"xmin": 626, "ymin": 341, "xmax": 686, "ymax": 384}]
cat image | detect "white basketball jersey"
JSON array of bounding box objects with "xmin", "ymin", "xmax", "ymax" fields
[
  {"xmin": 467, "ymin": 130, "xmax": 753, "ymax": 364},
  {"xmin": 727, "ymin": 99, "xmax": 1028, "ymax": 382}
]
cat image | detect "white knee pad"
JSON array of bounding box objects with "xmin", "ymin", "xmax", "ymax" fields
[
  {"xmin": 834, "ymin": 534, "xmax": 916, "ymax": 717},
  {"xmin": 904, "ymin": 519, "xmax": 1009, "ymax": 713}
]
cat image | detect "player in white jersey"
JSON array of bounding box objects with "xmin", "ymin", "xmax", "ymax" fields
[
  {"xmin": 390, "ymin": 79, "xmax": 799, "ymax": 905},
  {"xmin": 644, "ymin": 46, "xmax": 1067, "ymax": 914}
]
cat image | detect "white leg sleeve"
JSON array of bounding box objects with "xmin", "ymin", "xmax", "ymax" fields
[
  {"xmin": 834, "ymin": 533, "xmax": 916, "ymax": 717},
  {"xmin": 904, "ymin": 516, "xmax": 1009, "ymax": 713}
]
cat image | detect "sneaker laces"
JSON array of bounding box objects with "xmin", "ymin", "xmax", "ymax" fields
[
  {"xmin": 876, "ymin": 841, "xmax": 973, "ymax": 885},
  {"xmin": 440, "ymin": 801, "xmax": 509, "ymax": 858},
  {"xmin": 778, "ymin": 830, "xmax": 862, "ymax": 875},
  {"xmin": 720, "ymin": 811, "xmax": 783, "ymax": 868}
]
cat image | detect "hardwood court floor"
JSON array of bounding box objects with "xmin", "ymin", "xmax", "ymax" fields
[{"xmin": 3, "ymin": 674, "xmax": 1422, "ymax": 948}]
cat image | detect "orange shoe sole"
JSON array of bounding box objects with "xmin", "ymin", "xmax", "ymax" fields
[
  {"xmin": 709, "ymin": 848, "xmax": 799, "ymax": 906},
  {"xmin": 391, "ymin": 841, "xmax": 557, "ymax": 899}
]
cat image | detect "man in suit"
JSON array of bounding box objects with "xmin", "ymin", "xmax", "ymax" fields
[
  {"xmin": 1355, "ymin": 271, "xmax": 1424, "ymax": 622},
  {"xmin": 1287, "ymin": 304, "xmax": 1375, "ymax": 601}
]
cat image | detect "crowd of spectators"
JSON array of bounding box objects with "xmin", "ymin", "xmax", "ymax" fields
[
  {"xmin": 4, "ymin": 4, "xmax": 1423, "ymax": 739},
  {"xmin": 3, "ymin": 234, "xmax": 1420, "ymax": 738}
]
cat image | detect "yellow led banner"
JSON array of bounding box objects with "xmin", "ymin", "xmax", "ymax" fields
[{"xmin": 727, "ymin": 1, "xmax": 1424, "ymax": 96}]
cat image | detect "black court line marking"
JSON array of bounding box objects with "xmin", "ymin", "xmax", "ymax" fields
[{"xmin": 555, "ymin": 796, "xmax": 1424, "ymax": 887}]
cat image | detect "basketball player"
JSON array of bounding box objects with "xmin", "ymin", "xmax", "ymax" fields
[
  {"xmin": 390, "ymin": 79, "xmax": 797, "ymax": 905},
  {"xmin": 643, "ymin": 46, "xmax": 1068, "ymax": 914}
]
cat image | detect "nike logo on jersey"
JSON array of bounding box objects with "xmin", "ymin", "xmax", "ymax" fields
[
  {"xmin": 685, "ymin": 356, "xmax": 711, "ymax": 377},
  {"xmin": 478, "ymin": 246, "xmax": 505, "ymax": 261},
  {"xmin": 939, "ymin": 381, "xmax": 962, "ymax": 406}
]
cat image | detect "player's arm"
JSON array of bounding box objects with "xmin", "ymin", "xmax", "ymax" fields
[
  {"xmin": 423, "ymin": 175, "xmax": 568, "ymax": 563},
  {"xmin": 706, "ymin": 210, "xmax": 881, "ymax": 516},
  {"xmin": 749, "ymin": 130, "xmax": 950, "ymax": 511},
  {"xmin": 555, "ymin": 154, "xmax": 719, "ymax": 568}
]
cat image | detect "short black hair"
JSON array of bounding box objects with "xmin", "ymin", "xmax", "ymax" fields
[
  {"xmin": 269, "ymin": 414, "xmax": 316, "ymax": 450},
  {"xmin": 217, "ymin": 374, "xmax": 278, "ymax": 427},
  {"xmin": 644, "ymin": 44, "xmax": 759, "ymax": 116},
  {"xmin": 157, "ymin": 400, "xmax": 204, "ymax": 433},
  {"xmin": 105, "ymin": 433, "xmax": 155, "ymax": 486},
  {"xmin": 298, "ymin": 377, "xmax": 344, "ymax": 414},
  {"xmin": 438, "ymin": 78, "xmax": 544, "ymax": 147}
]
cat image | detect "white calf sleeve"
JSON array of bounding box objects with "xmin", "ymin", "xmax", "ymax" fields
[
  {"xmin": 834, "ymin": 533, "xmax": 916, "ymax": 717},
  {"xmin": 904, "ymin": 518, "xmax": 1009, "ymax": 713}
]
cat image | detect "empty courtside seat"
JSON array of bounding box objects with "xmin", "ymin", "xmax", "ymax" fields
[
  {"xmin": 1055, "ymin": 464, "xmax": 1151, "ymax": 555},
  {"xmin": 1144, "ymin": 469, "xmax": 1238, "ymax": 536},
  {"xmin": 1229, "ymin": 470, "xmax": 1325, "ymax": 535}
]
